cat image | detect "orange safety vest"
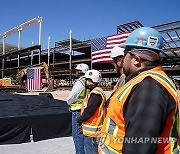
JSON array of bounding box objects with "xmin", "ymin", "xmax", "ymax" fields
[
  {"xmin": 98, "ymin": 66, "xmax": 178, "ymax": 154},
  {"xmin": 81, "ymin": 87, "xmax": 106, "ymax": 138}
]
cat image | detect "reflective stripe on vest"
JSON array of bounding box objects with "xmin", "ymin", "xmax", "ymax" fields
[
  {"xmin": 99, "ymin": 66, "xmax": 178, "ymax": 153},
  {"xmin": 82, "ymin": 124, "xmax": 102, "ymax": 134},
  {"xmin": 70, "ymin": 77, "xmax": 90, "ymax": 111},
  {"xmin": 98, "ymin": 139, "xmax": 119, "ymax": 154},
  {"xmin": 81, "ymin": 87, "xmax": 106, "ymax": 137},
  {"xmin": 170, "ymin": 106, "xmax": 180, "ymax": 153}
]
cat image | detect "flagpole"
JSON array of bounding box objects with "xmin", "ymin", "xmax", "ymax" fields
[
  {"xmin": 90, "ymin": 40, "xmax": 92, "ymax": 69},
  {"xmin": 69, "ymin": 30, "xmax": 72, "ymax": 86},
  {"xmin": 31, "ymin": 42, "xmax": 34, "ymax": 66},
  {"xmin": 18, "ymin": 28, "xmax": 22, "ymax": 71},
  {"xmin": 38, "ymin": 18, "xmax": 42, "ymax": 64},
  {"xmin": 2, "ymin": 36, "xmax": 6, "ymax": 78}
]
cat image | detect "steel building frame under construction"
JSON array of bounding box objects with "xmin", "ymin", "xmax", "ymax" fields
[{"xmin": 0, "ymin": 19, "xmax": 180, "ymax": 85}]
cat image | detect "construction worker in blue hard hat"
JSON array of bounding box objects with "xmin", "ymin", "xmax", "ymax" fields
[
  {"xmin": 66, "ymin": 63, "xmax": 90, "ymax": 154},
  {"xmin": 99, "ymin": 27, "xmax": 179, "ymax": 154}
]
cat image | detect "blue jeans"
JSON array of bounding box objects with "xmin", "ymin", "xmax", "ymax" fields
[
  {"xmin": 72, "ymin": 111, "xmax": 85, "ymax": 154},
  {"xmin": 84, "ymin": 136, "xmax": 98, "ymax": 154}
]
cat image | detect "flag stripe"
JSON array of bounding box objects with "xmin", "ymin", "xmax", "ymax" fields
[
  {"xmin": 92, "ymin": 54, "xmax": 111, "ymax": 60},
  {"xmin": 92, "ymin": 49, "xmax": 110, "ymax": 55},
  {"xmin": 91, "ymin": 32, "xmax": 131, "ymax": 64},
  {"xmin": 92, "ymin": 58, "xmax": 112, "ymax": 64}
]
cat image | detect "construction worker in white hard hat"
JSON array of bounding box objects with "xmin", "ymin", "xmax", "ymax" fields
[
  {"xmin": 110, "ymin": 45, "xmax": 126, "ymax": 91},
  {"xmin": 66, "ymin": 63, "xmax": 89, "ymax": 154},
  {"xmin": 77, "ymin": 70, "xmax": 106, "ymax": 154},
  {"xmin": 104, "ymin": 45, "xmax": 126, "ymax": 108}
]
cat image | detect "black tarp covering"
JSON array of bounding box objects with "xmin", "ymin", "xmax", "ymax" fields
[{"xmin": 0, "ymin": 92, "xmax": 72, "ymax": 144}]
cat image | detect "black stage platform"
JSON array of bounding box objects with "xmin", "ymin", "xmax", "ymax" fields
[{"xmin": 0, "ymin": 92, "xmax": 72, "ymax": 144}]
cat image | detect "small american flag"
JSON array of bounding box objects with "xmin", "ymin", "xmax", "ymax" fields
[
  {"xmin": 27, "ymin": 68, "xmax": 42, "ymax": 91},
  {"xmin": 91, "ymin": 32, "xmax": 131, "ymax": 64}
]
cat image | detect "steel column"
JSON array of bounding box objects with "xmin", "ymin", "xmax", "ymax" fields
[{"xmin": 69, "ymin": 30, "xmax": 72, "ymax": 85}]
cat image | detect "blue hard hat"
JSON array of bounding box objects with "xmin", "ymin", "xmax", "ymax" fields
[{"xmin": 123, "ymin": 27, "xmax": 163, "ymax": 51}]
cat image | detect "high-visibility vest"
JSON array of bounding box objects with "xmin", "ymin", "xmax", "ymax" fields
[
  {"xmin": 81, "ymin": 87, "xmax": 106, "ymax": 138},
  {"xmin": 173, "ymin": 108, "xmax": 180, "ymax": 153},
  {"xmin": 98, "ymin": 66, "xmax": 178, "ymax": 154},
  {"xmin": 176, "ymin": 97, "xmax": 180, "ymax": 152},
  {"xmin": 70, "ymin": 77, "xmax": 90, "ymax": 111}
]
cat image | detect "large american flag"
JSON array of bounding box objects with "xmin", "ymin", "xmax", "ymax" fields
[
  {"xmin": 27, "ymin": 68, "xmax": 42, "ymax": 91},
  {"xmin": 91, "ymin": 32, "xmax": 131, "ymax": 64}
]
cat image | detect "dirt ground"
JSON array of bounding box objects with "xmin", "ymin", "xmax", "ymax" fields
[
  {"xmin": 17, "ymin": 89, "xmax": 112, "ymax": 101},
  {"xmin": 19, "ymin": 89, "xmax": 180, "ymax": 102}
]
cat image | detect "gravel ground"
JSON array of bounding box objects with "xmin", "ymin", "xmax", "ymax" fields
[{"xmin": 0, "ymin": 137, "xmax": 75, "ymax": 154}]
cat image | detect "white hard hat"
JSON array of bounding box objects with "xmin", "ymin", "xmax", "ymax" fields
[
  {"xmin": 85, "ymin": 70, "xmax": 102, "ymax": 83},
  {"xmin": 110, "ymin": 45, "xmax": 125, "ymax": 58},
  {"xmin": 75, "ymin": 63, "xmax": 89, "ymax": 74}
]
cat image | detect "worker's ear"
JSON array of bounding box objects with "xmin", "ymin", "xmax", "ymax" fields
[
  {"xmin": 133, "ymin": 55, "xmax": 142, "ymax": 67},
  {"xmin": 116, "ymin": 58, "xmax": 123, "ymax": 67}
]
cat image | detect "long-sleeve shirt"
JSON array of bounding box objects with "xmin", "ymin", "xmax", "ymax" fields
[
  {"xmin": 122, "ymin": 66, "xmax": 176, "ymax": 154},
  {"xmin": 66, "ymin": 78, "xmax": 84, "ymax": 105},
  {"xmin": 77, "ymin": 94, "xmax": 102, "ymax": 123}
]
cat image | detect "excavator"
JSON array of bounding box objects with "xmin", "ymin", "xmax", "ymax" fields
[{"xmin": 15, "ymin": 62, "xmax": 53, "ymax": 92}]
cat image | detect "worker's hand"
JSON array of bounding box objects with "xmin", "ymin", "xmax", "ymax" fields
[
  {"xmin": 78, "ymin": 126, "xmax": 83, "ymax": 133},
  {"xmin": 77, "ymin": 118, "xmax": 83, "ymax": 133},
  {"xmin": 77, "ymin": 123, "xmax": 82, "ymax": 133},
  {"xmin": 77, "ymin": 121, "xmax": 82, "ymax": 127},
  {"xmin": 77, "ymin": 118, "xmax": 82, "ymax": 126}
]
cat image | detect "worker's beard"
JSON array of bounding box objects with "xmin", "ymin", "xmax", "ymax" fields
[
  {"xmin": 85, "ymin": 82, "xmax": 97, "ymax": 90},
  {"xmin": 123, "ymin": 67, "xmax": 131, "ymax": 76}
]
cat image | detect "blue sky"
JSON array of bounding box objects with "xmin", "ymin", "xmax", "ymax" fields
[{"xmin": 0, "ymin": 0, "xmax": 180, "ymax": 49}]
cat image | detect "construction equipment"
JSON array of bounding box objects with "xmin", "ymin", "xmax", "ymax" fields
[
  {"xmin": 0, "ymin": 77, "xmax": 27, "ymax": 92},
  {"xmin": 15, "ymin": 62, "xmax": 53, "ymax": 92},
  {"xmin": 0, "ymin": 78, "xmax": 12, "ymax": 86}
]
